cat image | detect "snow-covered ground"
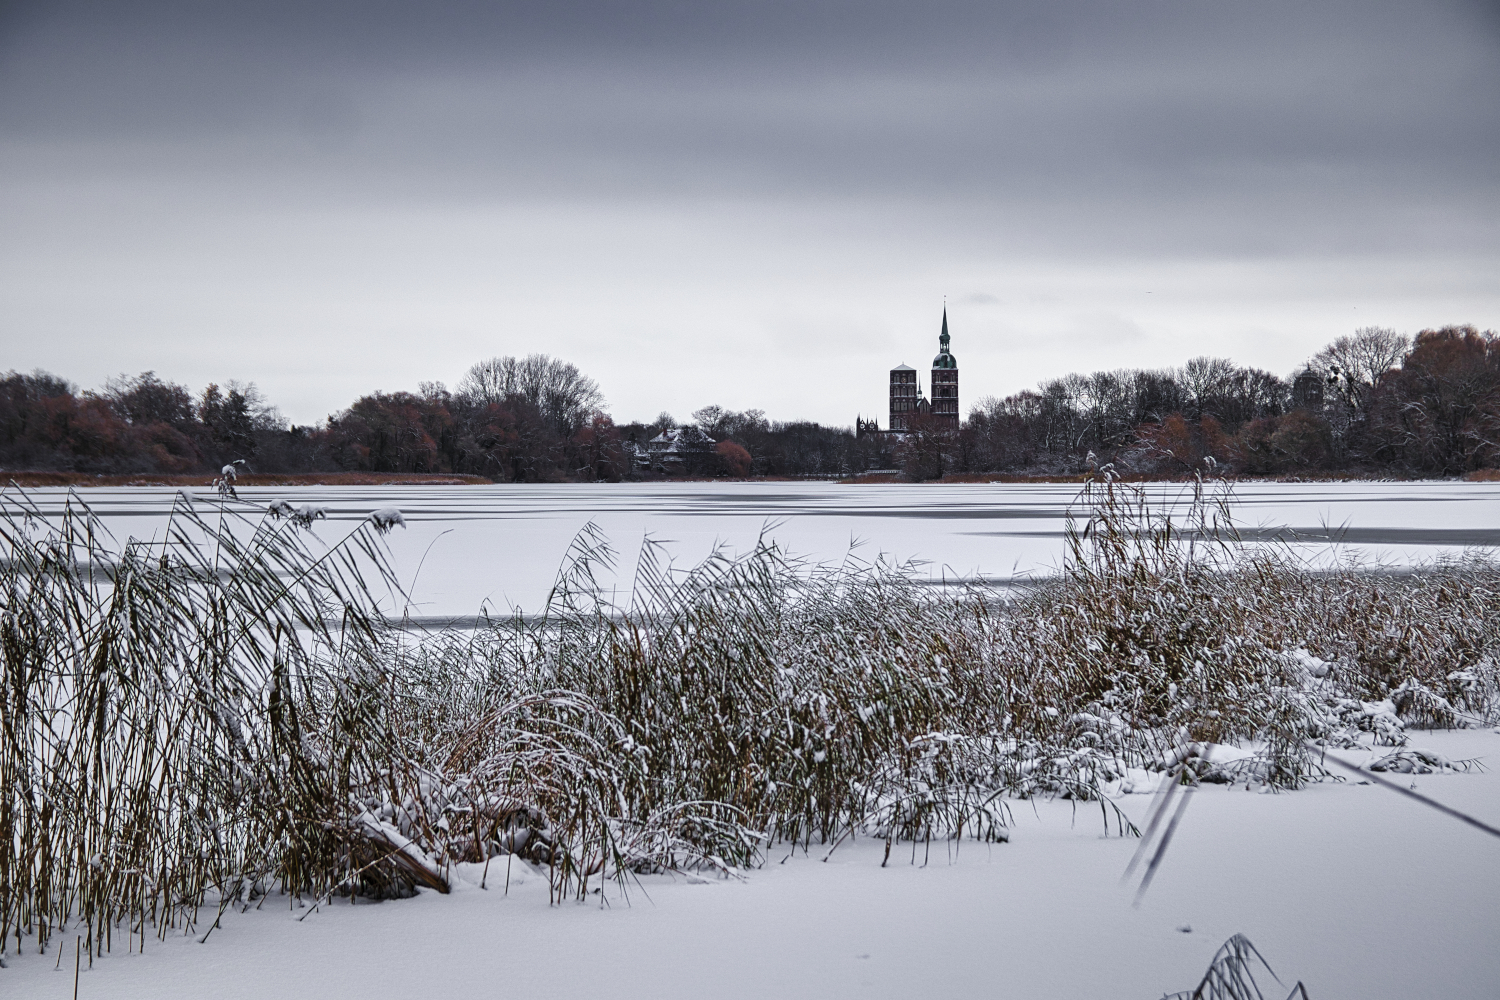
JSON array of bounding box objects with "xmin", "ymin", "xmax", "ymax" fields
[
  {"xmin": 16, "ymin": 480, "xmax": 1500, "ymax": 618},
  {"xmin": 7, "ymin": 481, "xmax": 1500, "ymax": 996},
  {"xmin": 6, "ymin": 729, "xmax": 1497, "ymax": 999}
]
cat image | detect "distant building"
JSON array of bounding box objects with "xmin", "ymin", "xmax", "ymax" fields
[
  {"xmin": 860, "ymin": 307, "xmax": 960, "ymax": 437},
  {"xmin": 1291, "ymin": 366, "xmax": 1326, "ymax": 411},
  {"xmin": 929, "ymin": 308, "xmax": 959, "ymax": 430},
  {"xmin": 646, "ymin": 425, "xmax": 716, "ymax": 473},
  {"xmin": 889, "ymin": 364, "xmax": 918, "ymax": 431},
  {"xmin": 622, "ymin": 435, "xmax": 651, "ymax": 471}
]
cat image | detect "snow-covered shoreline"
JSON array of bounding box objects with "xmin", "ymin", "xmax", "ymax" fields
[
  {"xmin": 7, "ymin": 480, "xmax": 1500, "ymax": 999},
  {"xmin": 7, "ymin": 728, "xmax": 1496, "ymax": 1000}
]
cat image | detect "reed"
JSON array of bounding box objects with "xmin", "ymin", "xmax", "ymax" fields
[
  {"xmin": 3, "ymin": 476, "xmax": 1497, "ymax": 959},
  {"xmin": 1162, "ymin": 933, "xmax": 1309, "ymax": 1000},
  {"xmin": 0, "ymin": 488, "xmax": 397, "ymax": 957}
]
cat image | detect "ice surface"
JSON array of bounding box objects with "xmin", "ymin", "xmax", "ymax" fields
[{"xmin": 11, "ymin": 480, "xmax": 1500, "ymax": 619}]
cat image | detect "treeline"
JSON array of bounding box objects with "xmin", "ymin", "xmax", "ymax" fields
[
  {"xmin": 0, "ymin": 371, "xmax": 292, "ymax": 475},
  {"xmin": 0, "ymin": 356, "xmax": 620, "ymax": 481},
  {"xmin": 4, "ymin": 324, "xmax": 1497, "ymax": 481},
  {"xmin": 619, "ymin": 407, "xmax": 873, "ymax": 479},
  {"xmin": 0, "ymin": 355, "xmax": 867, "ymax": 480},
  {"xmin": 954, "ymin": 325, "xmax": 1500, "ymax": 478}
]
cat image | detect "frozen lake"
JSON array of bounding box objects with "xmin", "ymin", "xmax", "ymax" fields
[{"xmin": 11, "ymin": 480, "xmax": 1500, "ymax": 620}]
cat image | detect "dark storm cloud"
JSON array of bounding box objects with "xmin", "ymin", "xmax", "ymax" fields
[{"xmin": 5, "ymin": 1, "xmax": 1497, "ymax": 227}]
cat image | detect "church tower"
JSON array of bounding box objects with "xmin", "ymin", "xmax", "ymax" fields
[
  {"xmin": 930, "ymin": 307, "xmax": 959, "ymax": 429},
  {"xmin": 889, "ymin": 364, "xmax": 918, "ymax": 431}
]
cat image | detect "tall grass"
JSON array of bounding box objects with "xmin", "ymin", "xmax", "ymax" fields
[
  {"xmin": 3, "ymin": 476, "xmax": 1499, "ymax": 959},
  {"xmin": 0, "ymin": 489, "xmax": 398, "ymax": 958}
]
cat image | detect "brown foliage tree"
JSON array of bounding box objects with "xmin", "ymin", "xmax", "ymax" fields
[
  {"xmin": 715, "ymin": 439, "xmax": 753, "ymax": 477},
  {"xmin": 1237, "ymin": 411, "xmax": 1334, "ymax": 474},
  {"xmin": 1270, "ymin": 410, "xmax": 1334, "ymax": 470},
  {"xmin": 1363, "ymin": 325, "xmax": 1500, "ymax": 474},
  {"xmin": 571, "ymin": 412, "xmax": 625, "ymax": 481},
  {"xmin": 1127, "ymin": 414, "xmax": 1237, "ymax": 475},
  {"xmin": 325, "ymin": 392, "xmax": 450, "ymax": 473}
]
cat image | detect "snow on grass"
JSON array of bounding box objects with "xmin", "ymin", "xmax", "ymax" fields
[
  {"xmin": 5, "ymin": 478, "xmax": 1500, "ymax": 996},
  {"xmin": 2, "ymin": 732, "xmax": 1496, "ymax": 1000}
]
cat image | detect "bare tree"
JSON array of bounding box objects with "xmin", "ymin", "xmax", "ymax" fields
[
  {"xmin": 897, "ymin": 412, "xmax": 954, "ymax": 481},
  {"xmin": 456, "ymin": 354, "xmax": 604, "ymax": 436},
  {"xmin": 692, "ymin": 405, "xmax": 726, "ymax": 437},
  {"xmin": 1178, "ymin": 356, "xmax": 1238, "ymax": 418},
  {"xmin": 456, "ymin": 356, "xmax": 520, "ymax": 407},
  {"xmin": 98, "ymin": 371, "xmax": 197, "ymax": 428},
  {"xmin": 1311, "ymin": 327, "xmax": 1412, "ymax": 412}
]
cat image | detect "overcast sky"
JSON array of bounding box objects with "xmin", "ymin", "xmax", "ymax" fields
[{"xmin": 2, "ymin": 1, "xmax": 1497, "ymax": 427}]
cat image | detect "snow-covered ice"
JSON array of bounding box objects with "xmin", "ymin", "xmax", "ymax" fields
[{"xmin": 15, "ymin": 480, "xmax": 1500, "ymax": 619}]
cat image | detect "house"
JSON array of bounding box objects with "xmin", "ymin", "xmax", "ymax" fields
[{"xmin": 646, "ymin": 425, "xmax": 716, "ymax": 473}]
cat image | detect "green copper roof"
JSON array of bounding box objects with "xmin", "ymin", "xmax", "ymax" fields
[{"xmin": 932, "ymin": 306, "xmax": 957, "ymax": 369}]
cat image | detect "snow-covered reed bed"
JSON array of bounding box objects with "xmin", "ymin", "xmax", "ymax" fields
[
  {"xmin": 0, "ymin": 491, "xmax": 408, "ymax": 960},
  {"xmin": 3, "ymin": 479, "xmax": 1498, "ymax": 962}
]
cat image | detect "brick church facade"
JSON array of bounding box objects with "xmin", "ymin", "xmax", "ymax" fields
[
  {"xmin": 927, "ymin": 308, "xmax": 959, "ymax": 429},
  {"xmin": 858, "ymin": 308, "xmax": 960, "ymax": 436}
]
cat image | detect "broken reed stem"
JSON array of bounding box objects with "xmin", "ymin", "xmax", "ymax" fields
[{"xmin": 1312, "ymin": 742, "xmax": 1500, "ymax": 841}]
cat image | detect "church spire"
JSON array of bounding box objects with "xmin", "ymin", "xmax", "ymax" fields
[
  {"xmin": 928, "ymin": 304, "xmax": 959, "ymax": 428},
  {"xmin": 932, "ymin": 305, "xmax": 956, "ymax": 369}
]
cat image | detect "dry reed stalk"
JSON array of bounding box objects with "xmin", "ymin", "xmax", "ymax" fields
[{"xmin": 4, "ymin": 476, "xmax": 1499, "ymax": 960}]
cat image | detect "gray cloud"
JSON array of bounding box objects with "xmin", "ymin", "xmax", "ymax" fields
[{"xmin": 1, "ymin": 1, "xmax": 1497, "ymax": 424}]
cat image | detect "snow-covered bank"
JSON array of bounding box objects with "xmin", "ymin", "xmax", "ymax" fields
[
  {"xmin": 7, "ymin": 728, "xmax": 1497, "ymax": 1000},
  {"xmin": 7, "ymin": 480, "xmax": 1500, "ymax": 999}
]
